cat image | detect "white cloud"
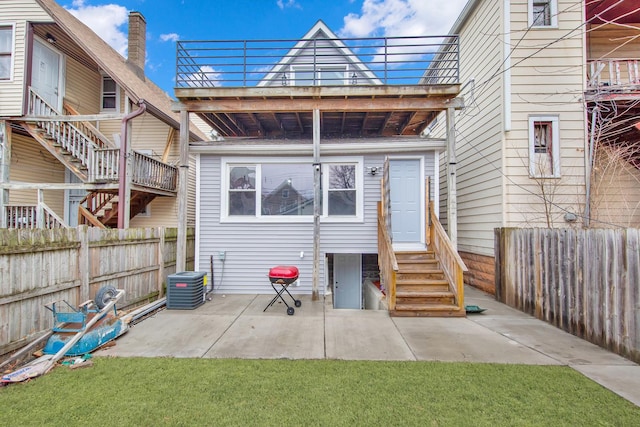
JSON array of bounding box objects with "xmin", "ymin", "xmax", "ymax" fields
[
  {"xmin": 181, "ymin": 65, "xmax": 222, "ymax": 88},
  {"xmin": 277, "ymin": 0, "xmax": 302, "ymax": 10},
  {"xmin": 340, "ymin": 0, "xmax": 467, "ymax": 38},
  {"xmin": 66, "ymin": 1, "xmax": 129, "ymax": 56},
  {"xmin": 160, "ymin": 33, "xmax": 180, "ymax": 43}
]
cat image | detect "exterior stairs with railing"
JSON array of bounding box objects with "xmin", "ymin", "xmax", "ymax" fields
[
  {"xmin": 391, "ymin": 251, "xmax": 464, "ymax": 317},
  {"xmin": 7, "ymin": 89, "xmax": 178, "ymax": 229}
]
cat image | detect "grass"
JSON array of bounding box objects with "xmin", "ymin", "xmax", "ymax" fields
[{"xmin": 1, "ymin": 358, "xmax": 638, "ymax": 426}]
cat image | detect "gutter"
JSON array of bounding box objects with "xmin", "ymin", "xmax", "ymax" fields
[{"xmin": 117, "ymin": 100, "xmax": 147, "ymax": 229}]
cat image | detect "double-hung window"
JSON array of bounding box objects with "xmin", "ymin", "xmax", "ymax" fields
[
  {"xmin": 0, "ymin": 25, "xmax": 15, "ymax": 80},
  {"xmin": 529, "ymin": 116, "xmax": 560, "ymax": 178},
  {"xmin": 529, "ymin": 0, "xmax": 557, "ymax": 28},
  {"xmin": 101, "ymin": 75, "xmax": 119, "ymax": 111},
  {"xmin": 223, "ymin": 159, "xmax": 362, "ymax": 221}
]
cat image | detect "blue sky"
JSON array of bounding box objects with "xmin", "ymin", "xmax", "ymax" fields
[{"xmin": 59, "ymin": 0, "xmax": 467, "ymax": 96}]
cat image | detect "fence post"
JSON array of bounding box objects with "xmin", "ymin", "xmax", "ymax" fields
[
  {"xmin": 157, "ymin": 227, "xmax": 165, "ymax": 297},
  {"xmin": 78, "ymin": 225, "xmax": 90, "ymax": 302}
]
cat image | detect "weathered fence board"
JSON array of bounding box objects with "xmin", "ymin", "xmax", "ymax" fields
[
  {"xmin": 0, "ymin": 226, "xmax": 195, "ymax": 356},
  {"xmin": 495, "ymin": 227, "xmax": 640, "ymax": 363}
]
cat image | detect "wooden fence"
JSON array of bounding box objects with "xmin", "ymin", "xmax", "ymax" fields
[
  {"xmin": 495, "ymin": 228, "xmax": 640, "ymax": 363},
  {"xmin": 0, "ymin": 226, "xmax": 195, "ymax": 356}
]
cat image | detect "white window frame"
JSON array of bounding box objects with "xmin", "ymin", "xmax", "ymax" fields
[
  {"xmin": 528, "ymin": 115, "xmax": 560, "ymax": 178},
  {"xmin": 100, "ymin": 74, "xmax": 120, "ymax": 112},
  {"xmin": 528, "ymin": 0, "xmax": 558, "ymax": 28},
  {"xmin": 0, "ymin": 23, "xmax": 16, "ymax": 81},
  {"xmin": 220, "ymin": 157, "xmax": 363, "ymax": 223},
  {"xmin": 291, "ymin": 65, "xmax": 348, "ymax": 86}
]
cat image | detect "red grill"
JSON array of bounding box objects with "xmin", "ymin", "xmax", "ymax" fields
[{"xmin": 264, "ymin": 266, "xmax": 302, "ymax": 315}]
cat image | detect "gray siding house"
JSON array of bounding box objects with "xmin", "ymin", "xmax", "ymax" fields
[{"xmin": 175, "ymin": 21, "xmax": 467, "ymax": 316}]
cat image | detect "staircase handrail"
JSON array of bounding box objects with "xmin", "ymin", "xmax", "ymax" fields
[
  {"xmin": 428, "ymin": 201, "xmax": 467, "ymax": 311},
  {"xmin": 27, "ymin": 88, "xmax": 97, "ymax": 170},
  {"xmin": 63, "ymin": 101, "xmax": 115, "ymax": 149},
  {"xmin": 377, "ymin": 201, "xmax": 398, "ymax": 310},
  {"xmin": 4, "ymin": 203, "xmax": 67, "ymax": 229}
]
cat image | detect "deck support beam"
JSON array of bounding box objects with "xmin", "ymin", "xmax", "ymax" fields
[
  {"xmin": 312, "ymin": 108, "xmax": 320, "ymax": 301},
  {"xmin": 177, "ymin": 110, "xmax": 190, "ymax": 273},
  {"xmin": 0, "ymin": 121, "xmax": 10, "ymax": 228}
]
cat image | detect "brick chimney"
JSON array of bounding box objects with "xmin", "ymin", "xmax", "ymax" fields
[{"xmin": 127, "ymin": 11, "xmax": 146, "ymax": 78}]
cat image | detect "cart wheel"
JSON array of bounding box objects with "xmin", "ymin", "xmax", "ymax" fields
[
  {"xmin": 95, "ymin": 286, "xmax": 118, "ymax": 309},
  {"xmin": 287, "ymin": 307, "xmax": 295, "ymax": 315},
  {"xmin": 295, "ymin": 300, "xmax": 302, "ymax": 307}
]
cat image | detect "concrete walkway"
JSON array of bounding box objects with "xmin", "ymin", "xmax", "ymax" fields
[{"xmin": 97, "ymin": 286, "xmax": 640, "ymax": 406}]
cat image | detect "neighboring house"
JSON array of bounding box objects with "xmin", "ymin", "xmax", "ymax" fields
[
  {"xmin": 0, "ymin": 0, "xmax": 206, "ymax": 230},
  {"xmin": 175, "ymin": 21, "xmax": 468, "ymax": 316},
  {"xmin": 433, "ymin": 0, "xmax": 640, "ymax": 293}
]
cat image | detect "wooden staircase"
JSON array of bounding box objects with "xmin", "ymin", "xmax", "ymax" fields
[
  {"xmin": 391, "ymin": 251, "xmax": 465, "ymax": 317},
  {"xmin": 9, "ymin": 89, "xmax": 177, "ymax": 229}
]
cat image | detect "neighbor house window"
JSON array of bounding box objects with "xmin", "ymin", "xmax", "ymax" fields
[
  {"xmin": 223, "ymin": 159, "xmax": 362, "ymax": 221},
  {"xmin": 0, "ymin": 25, "xmax": 14, "ymax": 80},
  {"xmin": 291, "ymin": 66, "xmax": 347, "ymax": 86},
  {"xmin": 529, "ymin": 0, "xmax": 557, "ymax": 28},
  {"xmin": 326, "ymin": 164, "xmax": 356, "ymax": 215},
  {"xmin": 529, "ymin": 116, "xmax": 560, "ymax": 178},
  {"xmin": 101, "ymin": 75, "xmax": 119, "ymax": 111}
]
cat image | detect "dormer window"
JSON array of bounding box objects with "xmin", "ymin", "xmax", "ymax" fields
[
  {"xmin": 101, "ymin": 75, "xmax": 119, "ymax": 111},
  {"xmin": 291, "ymin": 66, "xmax": 347, "ymax": 86}
]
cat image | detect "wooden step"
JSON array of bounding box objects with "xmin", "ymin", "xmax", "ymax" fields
[
  {"xmin": 390, "ymin": 304, "xmax": 465, "ymax": 317},
  {"xmin": 395, "ymin": 251, "xmax": 436, "ymax": 262}
]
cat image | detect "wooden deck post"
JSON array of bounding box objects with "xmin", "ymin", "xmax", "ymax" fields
[
  {"xmin": 176, "ymin": 110, "xmax": 190, "ymax": 273},
  {"xmin": 312, "ymin": 108, "xmax": 320, "ymax": 301},
  {"xmin": 0, "ymin": 121, "xmax": 11, "ymax": 228},
  {"xmin": 446, "ymin": 107, "xmax": 458, "ymax": 248}
]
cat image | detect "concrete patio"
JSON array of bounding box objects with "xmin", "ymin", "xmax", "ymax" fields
[{"xmin": 97, "ymin": 286, "xmax": 640, "ymax": 406}]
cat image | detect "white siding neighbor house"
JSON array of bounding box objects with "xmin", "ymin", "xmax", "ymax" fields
[
  {"xmin": 0, "ymin": 0, "xmax": 206, "ymax": 231},
  {"xmin": 435, "ymin": 0, "xmax": 640, "ymax": 292}
]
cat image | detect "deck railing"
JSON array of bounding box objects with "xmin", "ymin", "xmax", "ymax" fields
[
  {"xmin": 588, "ymin": 59, "xmax": 640, "ymax": 89},
  {"xmin": 176, "ymin": 34, "xmax": 459, "ymax": 87},
  {"xmin": 131, "ymin": 152, "xmax": 178, "ymax": 191}
]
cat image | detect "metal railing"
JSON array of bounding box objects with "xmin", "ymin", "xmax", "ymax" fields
[
  {"xmin": 588, "ymin": 59, "xmax": 640, "ymax": 88},
  {"xmin": 176, "ymin": 34, "xmax": 459, "ymax": 88}
]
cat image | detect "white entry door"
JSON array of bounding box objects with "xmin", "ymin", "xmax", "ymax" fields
[
  {"xmin": 31, "ymin": 39, "xmax": 61, "ymax": 110},
  {"xmin": 333, "ymin": 254, "xmax": 362, "ymax": 309},
  {"xmin": 389, "ymin": 159, "xmax": 423, "ymax": 249}
]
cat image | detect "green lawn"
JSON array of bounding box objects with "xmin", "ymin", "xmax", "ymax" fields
[{"xmin": 1, "ymin": 358, "xmax": 638, "ymax": 426}]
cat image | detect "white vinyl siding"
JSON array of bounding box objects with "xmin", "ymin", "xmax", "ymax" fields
[
  {"xmin": 0, "ymin": 1, "xmax": 53, "ymax": 116},
  {"xmin": 436, "ymin": 0, "xmax": 506, "ymax": 256},
  {"xmin": 506, "ymin": 0, "xmax": 585, "ymax": 227}
]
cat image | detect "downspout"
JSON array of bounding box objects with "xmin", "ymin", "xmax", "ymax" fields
[
  {"xmin": 117, "ymin": 99, "xmax": 147, "ymax": 229},
  {"xmin": 585, "ymin": 106, "xmax": 598, "ymax": 227}
]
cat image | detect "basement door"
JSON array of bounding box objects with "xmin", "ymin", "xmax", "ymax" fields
[
  {"xmin": 65, "ymin": 170, "xmax": 85, "ymax": 227},
  {"xmin": 389, "ymin": 158, "xmax": 424, "ymax": 250},
  {"xmin": 31, "ymin": 39, "xmax": 62, "ymax": 111},
  {"xmin": 333, "ymin": 254, "xmax": 362, "ymax": 309}
]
